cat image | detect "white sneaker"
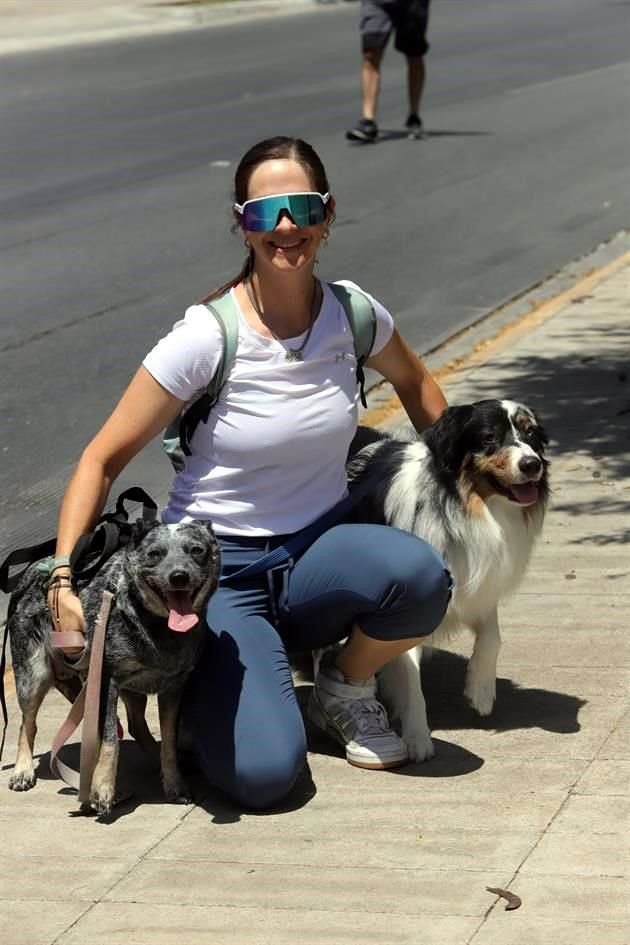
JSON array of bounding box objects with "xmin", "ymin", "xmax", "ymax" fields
[{"xmin": 307, "ymin": 663, "xmax": 408, "ymax": 770}]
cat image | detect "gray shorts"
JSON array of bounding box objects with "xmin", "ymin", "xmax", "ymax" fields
[{"xmin": 360, "ymin": 0, "xmax": 431, "ymax": 57}]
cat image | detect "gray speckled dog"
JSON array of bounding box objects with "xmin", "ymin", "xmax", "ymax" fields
[{"xmin": 7, "ymin": 520, "xmax": 220, "ymax": 815}]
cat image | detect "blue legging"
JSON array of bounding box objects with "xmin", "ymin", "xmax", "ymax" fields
[{"xmin": 182, "ymin": 524, "xmax": 451, "ymax": 810}]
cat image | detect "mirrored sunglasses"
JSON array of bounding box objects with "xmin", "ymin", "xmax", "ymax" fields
[{"xmin": 234, "ymin": 191, "xmax": 330, "ymax": 232}]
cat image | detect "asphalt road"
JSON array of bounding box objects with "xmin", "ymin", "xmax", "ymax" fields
[{"xmin": 1, "ymin": 0, "xmax": 629, "ymax": 560}]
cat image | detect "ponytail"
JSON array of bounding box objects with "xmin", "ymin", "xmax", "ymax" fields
[{"xmin": 197, "ymin": 249, "xmax": 254, "ymax": 305}]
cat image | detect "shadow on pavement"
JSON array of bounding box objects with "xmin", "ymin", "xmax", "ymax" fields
[
  {"xmin": 304, "ymin": 717, "xmax": 485, "ymax": 779},
  {"xmin": 8, "ymin": 739, "xmax": 210, "ymax": 822},
  {"xmin": 376, "ymin": 129, "xmax": 492, "ymax": 143},
  {"xmin": 294, "ymin": 681, "xmax": 486, "ymax": 776},
  {"xmin": 392, "ymin": 739, "xmax": 484, "ymax": 778},
  {"xmin": 197, "ymin": 762, "xmax": 318, "ymax": 822},
  {"xmin": 420, "ymin": 650, "xmax": 587, "ymax": 735}
]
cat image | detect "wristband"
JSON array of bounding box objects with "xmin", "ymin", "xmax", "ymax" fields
[
  {"xmin": 50, "ymin": 556, "xmax": 72, "ymax": 572},
  {"xmin": 36, "ymin": 555, "xmax": 72, "ymax": 576}
]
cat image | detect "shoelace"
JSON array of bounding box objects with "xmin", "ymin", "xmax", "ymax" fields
[{"xmin": 345, "ymin": 698, "xmax": 392, "ymax": 737}]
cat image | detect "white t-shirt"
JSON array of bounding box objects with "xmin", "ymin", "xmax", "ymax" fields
[{"xmin": 143, "ymin": 280, "xmax": 394, "ymax": 536}]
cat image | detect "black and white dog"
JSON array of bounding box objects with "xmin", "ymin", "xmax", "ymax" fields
[
  {"xmin": 8, "ymin": 520, "xmax": 220, "ymax": 815},
  {"xmin": 348, "ymin": 399, "xmax": 549, "ymax": 762}
]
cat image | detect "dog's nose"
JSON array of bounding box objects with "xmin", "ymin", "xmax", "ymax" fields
[
  {"xmin": 169, "ymin": 570, "xmax": 190, "ymax": 588},
  {"xmin": 518, "ymin": 455, "xmax": 542, "ymax": 477}
]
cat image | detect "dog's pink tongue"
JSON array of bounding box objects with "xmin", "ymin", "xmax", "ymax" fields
[
  {"xmin": 166, "ymin": 591, "xmax": 199, "ymax": 633},
  {"xmin": 510, "ymin": 482, "xmax": 539, "ymax": 505}
]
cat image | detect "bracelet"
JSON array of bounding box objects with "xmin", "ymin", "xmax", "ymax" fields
[
  {"xmin": 47, "ymin": 574, "xmax": 76, "ymax": 625},
  {"xmin": 46, "ymin": 574, "xmax": 75, "ymax": 592}
]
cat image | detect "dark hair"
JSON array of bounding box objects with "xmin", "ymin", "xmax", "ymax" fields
[{"xmin": 200, "ymin": 136, "xmax": 333, "ymax": 303}]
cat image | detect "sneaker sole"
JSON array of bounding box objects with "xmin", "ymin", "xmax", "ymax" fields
[
  {"xmin": 346, "ymin": 131, "xmax": 378, "ymax": 143},
  {"xmin": 346, "ymin": 754, "xmax": 409, "ymax": 771},
  {"xmin": 307, "ymin": 695, "xmax": 409, "ymax": 770}
]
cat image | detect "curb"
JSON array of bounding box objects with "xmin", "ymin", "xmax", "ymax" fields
[{"xmin": 0, "ymin": 0, "xmax": 334, "ymax": 57}]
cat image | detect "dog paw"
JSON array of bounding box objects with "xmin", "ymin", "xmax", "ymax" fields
[
  {"xmin": 8, "ymin": 769, "xmax": 36, "ymax": 792},
  {"xmin": 464, "ymin": 676, "xmax": 496, "ymax": 716},
  {"xmin": 403, "ymin": 728, "xmax": 435, "ymax": 762},
  {"xmin": 163, "ymin": 779, "xmax": 192, "ymax": 805},
  {"xmin": 89, "ymin": 786, "xmax": 115, "ymax": 817}
]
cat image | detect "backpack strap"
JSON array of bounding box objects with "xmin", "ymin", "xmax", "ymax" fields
[
  {"xmin": 328, "ymin": 282, "xmax": 377, "ymax": 408},
  {"xmin": 170, "ymin": 293, "xmax": 240, "ymax": 468}
]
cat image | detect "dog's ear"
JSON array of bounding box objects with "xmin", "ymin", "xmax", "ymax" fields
[
  {"xmin": 128, "ymin": 518, "xmax": 160, "ymax": 548},
  {"xmin": 195, "ymin": 520, "xmax": 216, "ymax": 537},
  {"xmin": 188, "ymin": 520, "xmax": 220, "ymax": 557},
  {"xmin": 424, "ymin": 405, "xmax": 476, "ymax": 478},
  {"xmin": 531, "ymin": 410, "xmax": 549, "ymax": 449}
]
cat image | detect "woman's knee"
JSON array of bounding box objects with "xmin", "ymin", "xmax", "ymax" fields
[
  {"xmin": 377, "ymin": 530, "xmax": 450, "ymax": 598},
  {"xmin": 400, "ymin": 539, "xmax": 452, "ymax": 606},
  {"xmin": 407, "ymin": 561, "xmax": 453, "ymax": 634},
  {"xmin": 189, "ymin": 706, "xmax": 308, "ymax": 812},
  {"xmin": 229, "ymin": 735, "xmax": 307, "ymax": 811},
  {"xmin": 362, "ymin": 531, "xmax": 453, "ymax": 639}
]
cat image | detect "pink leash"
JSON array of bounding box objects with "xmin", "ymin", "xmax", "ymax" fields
[{"xmin": 50, "ymin": 590, "xmax": 114, "ymax": 805}]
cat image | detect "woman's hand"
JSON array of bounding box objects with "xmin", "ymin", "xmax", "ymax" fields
[{"xmin": 46, "ymin": 572, "xmax": 86, "ymax": 654}]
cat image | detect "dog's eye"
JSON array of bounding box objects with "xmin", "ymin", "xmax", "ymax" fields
[
  {"xmin": 482, "ymin": 434, "xmax": 496, "ymax": 448},
  {"xmin": 147, "ymin": 548, "xmax": 165, "ymax": 563},
  {"xmin": 190, "ymin": 545, "xmax": 207, "ymax": 559}
]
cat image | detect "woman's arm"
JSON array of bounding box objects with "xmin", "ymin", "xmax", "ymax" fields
[
  {"xmin": 55, "ymin": 366, "xmax": 184, "ymax": 556},
  {"xmin": 49, "ymin": 366, "xmax": 184, "ymax": 644},
  {"xmin": 366, "ymin": 327, "xmax": 447, "ymax": 432}
]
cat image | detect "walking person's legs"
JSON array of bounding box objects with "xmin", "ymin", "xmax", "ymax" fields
[
  {"xmin": 346, "ymin": 1, "xmax": 392, "ymax": 142},
  {"xmin": 397, "ymin": 0, "xmax": 431, "ymax": 137},
  {"xmin": 405, "ymin": 55, "xmax": 426, "ymax": 136},
  {"xmin": 360, "ymin": 47, "xmax": 386, "ymax": 124}
]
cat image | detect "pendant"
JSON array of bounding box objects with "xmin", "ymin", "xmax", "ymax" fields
[{"xmin": 285, "ymin": 349, "xmax": 303, "ymax": 362}]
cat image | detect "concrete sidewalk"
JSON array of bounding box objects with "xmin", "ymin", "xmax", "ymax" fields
[
  {"xmin": 0, "ymin": 0, "xmax": 329, "ymax": 56},
  {"xmin": 1, "ymin": 243, "xmax": 629, "ymax": 945}
]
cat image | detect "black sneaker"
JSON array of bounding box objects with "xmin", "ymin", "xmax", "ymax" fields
[
  {"xmin": 346, "ymin": 118, "xmax": 378, "ymax": 143},
  {"xmin": 405, "ymin": 114, "xmax": 424, "ymax": 140}
]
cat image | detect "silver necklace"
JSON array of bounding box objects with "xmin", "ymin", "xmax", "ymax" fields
[{"xmin": 245, "ymin": 278, "xmax": 318, "ymax": 362}]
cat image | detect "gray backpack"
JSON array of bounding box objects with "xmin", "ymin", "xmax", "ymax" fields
[{"xmin": 163, "ymin": 282, "xmax": 377, "ymax": 473}]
